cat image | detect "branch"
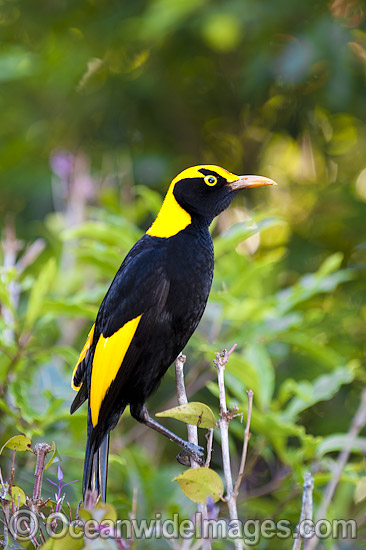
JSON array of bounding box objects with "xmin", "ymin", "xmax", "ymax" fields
[
  {"xmin": 28, "ymin": 442, "xmax": 52, "ymax": 517},
  {"xmin": 175, "ymin": 353, "xmax": 201, "ymax": 470},
  {"xmin": 204, "ymin": 428, "xmax": 214, "ymax": 468},
  {"xmin": 175, "ymin": 354, "xmax": 210, "ymax": 550},
  {"xmin": 292, "ymin": 472, "xmax": 314, "ymax": 550},
  {"xmin": 233, "ymin": 389, "xmax": 253, "ymax": 498},
  {"xmin": 214, "ymin": 346, "xmax": 243, "ymax": 550}
]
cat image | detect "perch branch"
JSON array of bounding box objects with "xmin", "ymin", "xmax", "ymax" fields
[
  {"xmin": 204, "ymin": 429, "xmax": 214, "ymax": 468},
  {"xmin": 175, "ymin": 353, "xmax": 210, "ymax": 550}
]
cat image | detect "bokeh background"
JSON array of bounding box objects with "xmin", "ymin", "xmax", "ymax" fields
[{"xmin": 1, "ymin": 0, "xmax": 366, "ymax": 548}]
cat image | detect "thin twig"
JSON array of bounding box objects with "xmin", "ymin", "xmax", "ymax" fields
[
  {"xmin": 233, "ymin": 390, "xmax": 253, "ymax": 498},
  {"xmin": 9, "ymin": 448, "xmax": 17, "ymax": 514},
  {"xmin": 175, "ymin": 353, "xmax": 201, "ymax": 468},
  {"xmin": 24, "ymin": 521, "xmax": 40, "ymax": 548},
  {"xmin": 305, "ymin": 388, "xmax": 366, "ymax": 550},
  {"xmin": 292, "ymin": 473, "xmax": 314, "ymax": 550},
  {"xmin": 214, "ymin": 346, "xmax": 243, "ymax": 550},
  {"xmin": 175, "ymin": 354, "xmax": 210, "ymax": 550},
  {"xmin": 204, "ymin": 429, "xmax": 214, "ymax": 468}
]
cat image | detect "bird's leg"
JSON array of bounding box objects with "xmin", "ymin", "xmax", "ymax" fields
[{"xmin": 130, "ymin": 403, "xmax": 204, "ymax": 466}]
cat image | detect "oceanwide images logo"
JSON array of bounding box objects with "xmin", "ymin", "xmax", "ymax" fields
[{"xmin": 8, "ymin": 510, "xmax": 357, "ymax": 545}]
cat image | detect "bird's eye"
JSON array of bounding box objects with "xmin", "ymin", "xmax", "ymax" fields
[{"xmin": 204, "ymin": 175, "xmax": 217, "ymax": 186}]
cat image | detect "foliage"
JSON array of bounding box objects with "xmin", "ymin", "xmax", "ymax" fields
[{"xmin": 1, "ymin": 0, "xmax": 366, "ymax": 548}]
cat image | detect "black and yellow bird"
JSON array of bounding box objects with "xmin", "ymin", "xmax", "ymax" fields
[{"xmin": 70, "ymin": 164, "xmax": 276, "ymax": 500}]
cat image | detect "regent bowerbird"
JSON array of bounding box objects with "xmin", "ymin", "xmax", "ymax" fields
[{"xmin": 70, "ymin": 164, "xmax": 276, "ymax": 501}]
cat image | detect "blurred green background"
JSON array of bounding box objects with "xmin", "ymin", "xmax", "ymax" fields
[{"xmin": 1, "ymin": 0, "xmax": 366, "ymax": 548}]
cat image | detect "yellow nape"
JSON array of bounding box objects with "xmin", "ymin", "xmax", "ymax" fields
[
  {"xmin": 146, "ymin": 183, "xmax": 191, "ymax": 238},
  {"xmin": 90, "ymin": 314, "xmax": 142, "ymax": 427},
  {"xmin": 71, "ymin": 324, "xmax": 95, "ymax": 390},
  {"xmin": 146, "ymin": 165, "xmax": 239, "ymax": 238}
]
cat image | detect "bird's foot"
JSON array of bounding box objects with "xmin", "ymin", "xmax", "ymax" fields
[{"xmin": 176, "ymin": 442, "xmax": 205, "ymax": 466}]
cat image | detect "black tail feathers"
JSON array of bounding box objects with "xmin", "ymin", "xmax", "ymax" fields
[{"xmin": 83, "ymin": 432, "xmax": 110, "ymax": 502}]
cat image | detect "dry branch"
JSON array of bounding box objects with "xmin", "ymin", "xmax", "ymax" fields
[
  {"xmin": 292, "ymin": 472, "xmax": 314, "ymax": 550},
  {"xmin": 175, "ymin": 353, "xmax": 210, "ymax": 550}
]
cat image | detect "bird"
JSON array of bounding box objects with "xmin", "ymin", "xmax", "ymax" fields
[{"xmin": 70, "ymin": 164, "xmax": 276, "ymax": 501}]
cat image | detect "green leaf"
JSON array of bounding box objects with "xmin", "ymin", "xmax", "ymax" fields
[
  {"xmin": 3, "ymin": 533, "xmax": 26, "ymax": 550},
  {"xmin": 282, "ymin": 366, "xmax": 355, "ymax": 421},
  {"xmin": 279, "ymin": 331, "xmax": 344, "ymax": 369},
  {"xmin": 355, "ymin": 478, "xmax": 366, "ymax": 504},
  {"xmin": 316, "ymin": 435, "xmax": 366, "ymax": 458},
  {"xmin": 227, "ymin": 344, "xmax": 274, "ymax": 411},
  {"xmin": 316, "ymin": 252, "xmax": 344, "ymax": 277},
  {"xmin": 0, "ymin": 48, "xmax": 37, "ymax": 82},
  {"xmin": 202, "ymin": 13, "xmax": 242, "ymax": 52},
  {"xmin": 244, "ymin": 344, "xmax": 274, "ymax": 411},
  {"xmin": 0, "ymin": 435, "xmax": 32, "ymax": 455},
  {"xmin": 42, "ymin": 298, "xmax": 97, "ymax": 319},
  {"xmin": 0, "ymin": 276, "xmax": 15, "ymax": 313},
  {"xmin": 214, "ymin": 217, "xmax": 281, "ymax": 257},
  {"xmin": 25, "ymin": 258, "xmax": 57, "ymax": 328},
  {"xmin": 276, "ymin": 254, "xmax": 354, "ymax": 315},
  {"xmin": 173, "ymin": 467, "xmax": 223, "ymax": 504},
  {"xmin": 6, "ymin": 486, "xmax": 26, "ymax": 507},
  {"xmin": 91, "ymin": 502, "xmax": 118, "ymax": 522},
  {"xmin": 53, "ymin": 532, "xmax": 84, "ymax": 550},
  {"xmin": 44, "ymin": 441, "xmax": 56, "ymax": 470},
  {"xmin": 156, "ymin": 402, "xmax": 216, "ymax": 428},
  {"xmin": 62, "ymin": 221, "xmax": 137, "ymax": 249}
]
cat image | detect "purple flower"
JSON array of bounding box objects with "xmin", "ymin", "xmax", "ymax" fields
[
  {"xmin": 50, "ymin": 150, "xmax": 74, "ymax": 180},
  {"xmin": 57, "ymin": 465, "xmax": 63, "ymax": 482},
  {"xmin": 47, "ymin": 469, "xmax": 77, "ymax": 513}
]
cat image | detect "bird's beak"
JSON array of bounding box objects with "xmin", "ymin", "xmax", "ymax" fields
[{"xmin": 228, "ymin": 175, "xmax": 278, "ymax": 190}]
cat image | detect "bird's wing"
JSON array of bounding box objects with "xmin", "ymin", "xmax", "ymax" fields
[{"xmin": 71, "ymin": 243, "xmax": 170, "ymax": 428}]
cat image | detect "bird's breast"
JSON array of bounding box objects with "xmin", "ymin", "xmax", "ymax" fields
[{"xmin": 164, "ymin": 227, "xmax": 214, "ymax": 337}]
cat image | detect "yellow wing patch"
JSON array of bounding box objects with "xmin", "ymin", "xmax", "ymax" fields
[
  {"xmin": 90, "ymin": 314, "xmax": 142, "ymax": 427},
  {"xmin": 146, "ymin": 165, "xmax": 239, "ymax": 238},
  {"xmin": 71, "ymin": 324, "xmax": 95, "ymax": 390}
]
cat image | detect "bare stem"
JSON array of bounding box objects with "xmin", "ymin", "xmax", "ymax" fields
[
  {"xmin": 175, "ymin": 353, "xmax": 210, "ymax": 550},
  {"xmin": 204, "ymin": 429, "xmax": 214, "ymax": 468},
  {"xmin": 292, "ymin": 472, "xmax": 314, "ymax": 550},
  {"xmin": 30, "ymin": 442, "xmax": 52, "ymax": 516},
  {"xmin": 214, "ymin": 346, "xmax": 243, "ymax": 550},
  {"xmin": 233, "ymin": 389, "xmax": 253, "ymax": 498}
]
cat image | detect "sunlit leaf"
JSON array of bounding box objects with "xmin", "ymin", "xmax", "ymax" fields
[
  {"xmin": 0, "ymin": 435, "xmax": 32, "ymax": 455},
  {"xmin": 5, "ymin": 485, "xmax": 26, "ymax": 507},
  {"xmin": 156, "ymin": 402, "xmax": 216, "ymax": 428},
  {"xmin": 316, "ymin": 435, "xmax": 366, "ymax": 458},
  {"xmin": 44, "ymin": 441, "xmax": 57, "ymax": 471},
  {"xmin": 173, "ymin": 467, "xmax": 223, "ymax": 504},
  {"xmin": 355, "ymin": 478, "xmax": 366, "ymax": 504}
]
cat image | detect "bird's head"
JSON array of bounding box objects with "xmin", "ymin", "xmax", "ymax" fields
[{"xmin": 147, "ymin": 164, "xmax": 277, "ymax": 238}]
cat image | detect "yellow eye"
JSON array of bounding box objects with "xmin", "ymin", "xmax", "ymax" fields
[{"xmin": 204, "ymin": 175, "xmax": 217, "ymax": 186}]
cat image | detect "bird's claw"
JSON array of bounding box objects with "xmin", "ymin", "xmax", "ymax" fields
[{"xmin": 176, "ymin": 442, "xmax": 205, "ymax": 466}]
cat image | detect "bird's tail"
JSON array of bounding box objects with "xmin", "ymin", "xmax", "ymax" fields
[{"xmin": 83, "ymin": 432, "xmax": 110, "ymax": 502}]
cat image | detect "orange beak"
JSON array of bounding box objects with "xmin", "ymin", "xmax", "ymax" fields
[{"xmin": 228, "ymin": 175, "xmax": 278, "ymax": 190}]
